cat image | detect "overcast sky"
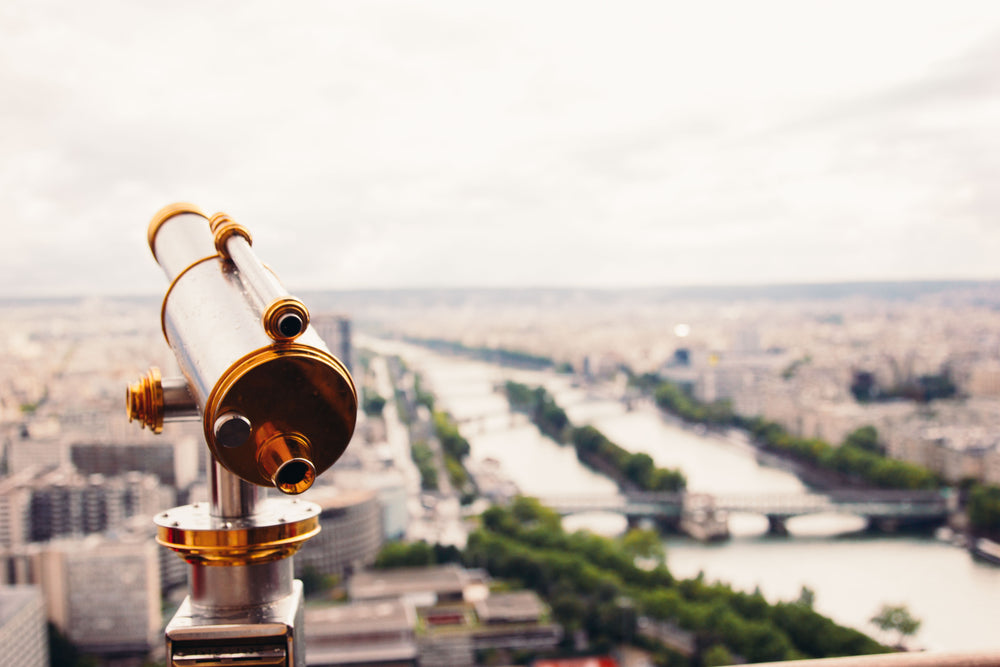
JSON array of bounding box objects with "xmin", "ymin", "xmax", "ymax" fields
[{"xmin": 3, "ymin": 1, "xmax": 1000, "ymax": 297}]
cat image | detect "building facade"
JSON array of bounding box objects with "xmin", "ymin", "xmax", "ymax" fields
[
  {"xmin": 312, "ymin": 314, "xmax": 354, "ymax": 374},
  {"xmin": 0, "ymin": 469, "xmax": 34, "ymax": 549},
  {"xmin": 25, "ymin": 469, "xmax": 172, "ymax": 543},
  {"xmin": 0, "ymin": 467, "xmax": 172, "ymax": 546},
  {"xmin": 70, "ymin": 437, "xmax": 199, "ymax": 490},
  {"xmin": 296, "ymin": 487, "xmax": 383, "ymax": 579},
  {"xmin": 0, "ymin": 585, "xmax": 48, "ymax": 667},
  {"xmin": 36, "ymin": 536, "xmax": 162, "ymax": 658}
]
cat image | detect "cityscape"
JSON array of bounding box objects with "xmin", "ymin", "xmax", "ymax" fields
[
  {"xmin": 3, "ymin": 283, "xmax": 1000, "ymax": 666},
  {"xmin": 5, "ymin": 0, "xmax": 1000, "ymax": 665}
]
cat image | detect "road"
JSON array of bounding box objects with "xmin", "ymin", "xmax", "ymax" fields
[{"xmin": 370, "ymin": 353, "xmax": 468, "ymax": 547}]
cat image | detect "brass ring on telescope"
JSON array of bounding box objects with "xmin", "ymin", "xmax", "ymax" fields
[
  {"xmin": 159, "ymin": 255, "xmax": 222, "ymax": 341},
  {"xmin": 156, "ymin": 523, "xmax": 320, "ymax": 566},
  {"xmin": 147, "ymin": 203, "xmax": 207, "ymax": 261},
  {"xmin": 208, "ymin": 211, "xmax": 234, "ymax": 233},
  {"xmin": 209, "ymin": 212, "xmax": 253, "ymax": 259},
  {"xmin": 262, "ymin": 297, "xmax": 310, "ymax": 341},
  {"xmin": 155, "ymin": 502, "xmax": 320, "ymax": 566}
]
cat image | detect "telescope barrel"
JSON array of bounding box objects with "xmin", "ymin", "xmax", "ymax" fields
[
  {"xmin": 209, "ymin": 212, "xmax": 311, "ymax": 341},
  {"xmin": 130, "ymin": 203, "xmax": 357, "ymax": 494}
]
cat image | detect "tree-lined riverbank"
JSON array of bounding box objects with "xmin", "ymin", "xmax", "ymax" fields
[
  {"xmin": 364, "ymin": 336, "xmax": 1000, "ymax": 652},
  {"xmin": 505, "ymin": 380, "xmax": 685, "ymax": 493},
  {"xmin": 378, "ymin": 497, "xmax": 889, "ymax": 666}
]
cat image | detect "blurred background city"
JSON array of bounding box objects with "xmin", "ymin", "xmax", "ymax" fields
[{"xmin": 4, "ymin": 1, "xmax": 1000, "ymax": 666}]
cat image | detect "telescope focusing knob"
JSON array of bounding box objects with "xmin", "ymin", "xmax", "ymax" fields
[
  {"xmin": 214, "ymin": 412, "xmax": 252, "ymax": 449},
  {"xmin": 126, "ymin": 367, "xmax": 164, "ymax": 433},
  {"xmin": 127, "ymin": 368, "xmax": 199, "ymax": 433}
]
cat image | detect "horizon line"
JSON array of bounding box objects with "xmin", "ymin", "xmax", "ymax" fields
[{"xmin": 2, "ymin": 278, "xmax": 1000, "ymax": 303}]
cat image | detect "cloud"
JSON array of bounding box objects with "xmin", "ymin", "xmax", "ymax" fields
[{"xmin": 3, "ymin": 0, "xmax": 1000, "ymax": 295}]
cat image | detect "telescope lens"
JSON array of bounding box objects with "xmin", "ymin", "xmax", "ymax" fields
[
  {"xmin": 277, "ymin": 313, "xmax": 303, "ymax": 338},
  {"xmin": 274, "ymin": 458, "xmax": 315, "ymax": 494}
]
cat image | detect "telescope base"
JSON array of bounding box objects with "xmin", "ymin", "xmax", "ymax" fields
[{"xmin": 166, "ymin": 579, "xmax": 305, "ymax": 667}]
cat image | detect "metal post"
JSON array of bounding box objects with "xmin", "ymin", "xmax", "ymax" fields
[{"xmin": 210, "ymin": 459, "xmax": 259, "ymax": 520}]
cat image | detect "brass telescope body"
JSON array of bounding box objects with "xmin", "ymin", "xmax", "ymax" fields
[{"xmin": 128, "ymin": 203, "xmax": 357, "ymax": 495}]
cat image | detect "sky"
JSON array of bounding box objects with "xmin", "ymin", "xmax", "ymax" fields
[{"xmin": 3, "ymin": 1, "xmax": 1000, "ymax": 296}]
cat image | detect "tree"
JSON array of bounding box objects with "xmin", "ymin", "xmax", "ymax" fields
[
  {"xmin": 623, "ymin": 453, "xmax": 655, "ymax": 488},
  {"xmin": 300, "ymin": 566, "xmax": 339, "ymax": 597},
  {"xmin": 843, "ymin": 426, "xmax": 883, "ymax": 455},
  {"xmin": 968, "ymin": 483, "xmax": 1000, "ymax": 535},
  {"xmin": 375, "ymin": 540, "xmax": 435, "ymax": 568},
  {"xmin": 362, "ymin": 392, "xmax": 387, "ymax": 416},
  {"xmin": 48, "ymin": 622, "xmax": 98, "ymax": 667},
  {"xmin": 468, "ymin": 500, "xmax": 887, "ymax": 662},
  {"xmin": 850, "ymin": 370, "xmax": 878, "ymax": 402},
  {"xmin": 703, "ymin": 644, "xmax": 735, "ymax": 667},
  {"xmin": 433, "ymin": 411, "xmax": 471, "ymax": 459},
  {"xmin": 870, "ymin": 604, "xmax": 921, "ymax": 648},
  {"xmin": 620, "ymin": 528, "xmax": 666, "ymax": 565}
]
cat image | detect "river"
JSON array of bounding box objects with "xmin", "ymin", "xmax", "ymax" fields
[{"xmin": 364, "ymin": 338, "xmax": 1000, "ymax": 652}]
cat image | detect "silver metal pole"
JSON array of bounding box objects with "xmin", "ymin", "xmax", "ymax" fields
[
  {"xmin": 210, "ymin": 458, "xmax": 259, "ymax": 519},
  {"xmin": 189, "ymin": 558, "xmax": 294, "ymax": 611}
]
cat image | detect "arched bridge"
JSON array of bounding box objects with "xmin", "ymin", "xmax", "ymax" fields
[{"xmin": 539, "ymin": 489, "xmax": 952, "ymax": 538}]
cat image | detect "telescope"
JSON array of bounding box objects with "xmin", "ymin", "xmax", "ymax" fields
[{"xmin": 126, "ymin": 203, "xmax": 358, "ymax": 666}]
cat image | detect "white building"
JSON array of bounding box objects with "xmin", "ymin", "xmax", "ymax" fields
[
  {"xmin": 4, "ymin": 436, "xmax": 66, "ymax": 476},
  {"xmin": 895, "ymin": 425, "xmax": 999, "ymax": 484},
  {"xmin": 36, "ymin": 535, "xmax": 161, "ymax": 657},
  {"xmin": 0, "ymin": 468, "xmax": 37, "ymax": 549},
  {"xmin": 966, "ymin": 361, "xmax": 1000, "ymax": 398},
  {"xmin": 296, "ymin": 486, "xmax": 383, "ymax": 579},
  {"xmin": 0, "ymin": 585, "xmax": 48, "ymax": 667},
  {"xmin": 333, "ymin": 468, "xmax": 410, "ymax": 541}
]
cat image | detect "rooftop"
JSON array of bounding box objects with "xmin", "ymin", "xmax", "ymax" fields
[
  {"xmin": 348, "ymin": 564, "xmax": 488, "ymax": 602},
  {"xmin": 304, "ymin": 599, "xmax": 417, "ymax": 666},
  {"xmin": 300, "ymin": 485, "xmax": 378, "ymax": 512},
  {"xmin": 475, "ymin": 591, "xmax": 546, "ymax": 625},
  {"xmin": 305, "ymin": 598, "xmax": 415, "ymax": 637}
]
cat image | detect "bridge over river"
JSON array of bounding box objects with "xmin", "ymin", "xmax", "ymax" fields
[{"xmin": 539, "ymin": 489, "xmax": 954, "ymax": 540}]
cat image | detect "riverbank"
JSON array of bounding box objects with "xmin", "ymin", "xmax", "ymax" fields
[
  {"xmin": 652, "ymin": 415, "xmax": 838, "ymax": 488},
  {"xmin": 648, "ymin": 398, "xmax": 976, "ymax": 542},
  {"xmin": 368, "ymin": 338, "xmax": 1000, "ymax": 651}
]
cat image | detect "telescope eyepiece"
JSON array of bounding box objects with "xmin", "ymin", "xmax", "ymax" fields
[
  {"xmin": 274, "ymin": 459, "xmax": 315, "ymax": 495},
  {"xmin": 278, "ymin": 313, "xmax": 304, "ymax": 338},
  {"xmin": 262, "ymin": 298, "xmax": 310, "ymax": 342},
  {"xmin": 257, "ymin": 432, "xmax": 317, "ymax": 494}
]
